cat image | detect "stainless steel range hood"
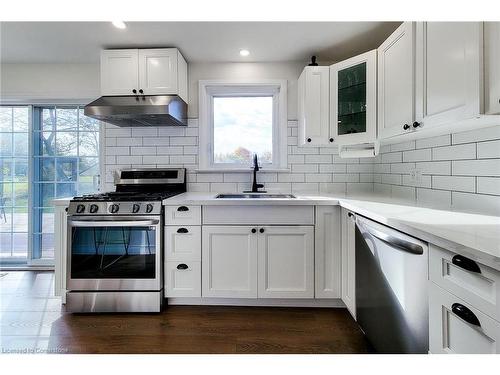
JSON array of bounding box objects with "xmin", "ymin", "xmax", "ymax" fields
[{"xmin": 84, "ymin": 95, "xmax": 187, "ymax": 127}]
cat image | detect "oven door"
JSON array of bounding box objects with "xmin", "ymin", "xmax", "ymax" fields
[{"xmin": 67, "ymin": 216, "xmax": 162, "ymax": 291}]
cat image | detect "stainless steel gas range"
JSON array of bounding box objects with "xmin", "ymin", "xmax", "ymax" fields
[{"xmin": 66, "ymin": 168, "xmax": 186, "ymax": 313}]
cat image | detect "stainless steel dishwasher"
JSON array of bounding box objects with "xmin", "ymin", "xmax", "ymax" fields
[{"xmin": 355, "ymin": 215, "xmax": 429, "ymax": 353}]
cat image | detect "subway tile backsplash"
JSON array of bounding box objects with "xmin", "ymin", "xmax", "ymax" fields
[
  {"xmin": 373, "ymin": 124, "xmax": 500, "ymax": 216},
  {"xmin": 102, "ymin": 120, "xmax": 500, "ymax": 215},
  {"xmin": 103, "ymin": 119, "xmax": 373, "ymax": 196}
]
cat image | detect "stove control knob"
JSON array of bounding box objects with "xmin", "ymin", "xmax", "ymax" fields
[
  {"xmin": 132, "ymin": 204, "xmax": 141, "ymax": 213},
  {"xmin": 110, "ymin": 204, "xmax": 119, "ymax": 213},
  {"xmin": 89, "ymin": 204, "xmax": 99, "ymax": 214},
  {"xmin": 145, "ymin": 204, "xmax": 154, "ymax": 213},
  {"xmin": 76, "ymin": 204, "xmax": 85, "ymax": 214}
]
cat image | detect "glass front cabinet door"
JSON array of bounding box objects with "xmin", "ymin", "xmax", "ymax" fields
[{"xmin": 330, "ymin": 50, "xmax": 377, "ymax": 145}]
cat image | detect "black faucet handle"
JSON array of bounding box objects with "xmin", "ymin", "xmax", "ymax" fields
[{"xmin": 253, "ymin": 154, "xmax": 260, "ymax": 171}]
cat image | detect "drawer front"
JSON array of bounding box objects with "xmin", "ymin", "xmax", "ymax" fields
[
  {"xmin": 430, "ymin": 245, "xmax": 500, "ymax": 321},
  {"xmin": 202, "ymin": 205, "xmax": 314, "ymax": 225},
  {"xmin": 429, "ymin": 283, "xmax": 500, "ymax": 354},
  {"xmin": 165, "ymin": 261, "xmax": 201, "ymax": 297},
  {"xmin": 165, "ymin": 226, "xmax": 201, "ymax": 261},
  {"xmin": 165, "ymin": 205, "xmax": 201, "ymax": 225}
]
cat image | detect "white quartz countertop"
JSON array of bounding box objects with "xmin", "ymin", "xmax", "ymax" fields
[{"xmin": 163, "ymin": 192, "xmax": 500, "ymax": 266}]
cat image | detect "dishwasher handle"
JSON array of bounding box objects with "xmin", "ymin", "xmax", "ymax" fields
[{"xmin": 357, "ymin": 220, "xmax": 424, "ymax": 255}]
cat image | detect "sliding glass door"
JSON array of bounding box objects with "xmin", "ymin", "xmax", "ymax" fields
[
  {"xmin": 0, "ymin": 105, "xmax": 101, "ymax": 266},
  {"xmin": 0, "ymin": 107, "xmax": 30, "ymax": 263}
]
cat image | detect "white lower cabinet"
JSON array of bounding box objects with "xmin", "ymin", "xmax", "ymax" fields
[
  {"xmin": 201, "ymin": 225, "xmax": 315, "ymax": 299},
  {"xmin": 165, "ymin": 261, "xmax": 201, "ymax": 297},
  {"xmin": 258, "ymin": 226, "xmax": 314, "ymax": 298},
  {"xmin": 429, "ymin": 283, "xmax": 500, "ymax": 354},
  {"xmin": 315, "ymin": 206, "xmax": 341, "ymax": 298},
  {"xmin": 202, "ymin": 226, "xmax": 258, "ymax": 298},
  {"xmin": 341, "ymin": 209, "xmax": 356, "ymax": 319}
]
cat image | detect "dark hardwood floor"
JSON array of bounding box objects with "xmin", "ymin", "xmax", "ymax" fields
[{"xmin": 0, "ymin": 271, "xmax": 373, "ymax": 354}]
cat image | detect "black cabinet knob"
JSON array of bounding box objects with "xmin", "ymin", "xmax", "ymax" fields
[
  {"xmin": 132, "ymin": 89, "xmax": 137, "ymax": 94},
  {"xmin": 176, "ymin": 263, "xmax": 189, "ymax": 270},
  {"xmin": 259, "ymin": 228, "xmax": 265, "ymax": 233},
  {"xmin": 452, "ymin": 303, "xmax": 481, "ymax": 327},
  {"xmin": 251, "ymin": 228, "xmax": 257, "ymax": 233},
  {"xmin": 307, "ymin": 138, "xmax": 312, "ymax": 143},
  {"xmin": 412, "ymin": 121, "xmax": 421, "ymax": 128},
  {"xmin": 139, "ymin": 89, "xmax": 144, "ymax": 94},
  {"xmin": 329, "ymin": 138, "xmax": 334, "ymax": 143},
  {"xmin": 403, "ymin": 124, "xmax": 410, "ymax": 130}
]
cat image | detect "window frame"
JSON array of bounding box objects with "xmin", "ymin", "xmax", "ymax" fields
[{"xmin": 198, "ymin": 79, "xmax": 288, "ymax": 171}]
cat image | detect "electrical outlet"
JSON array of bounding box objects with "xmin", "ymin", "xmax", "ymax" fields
[{"xmin": 409, "ymin": 168, "xmax": 422, "ymax": 184}]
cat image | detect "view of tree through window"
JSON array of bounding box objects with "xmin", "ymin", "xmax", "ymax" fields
[
  {"xmin": 33, "ymin": 106, "xmax": 100, "ymax": 260},
  {"xmin": 213, "ymin": 97, "xmax": 273, "ymax": 164}
]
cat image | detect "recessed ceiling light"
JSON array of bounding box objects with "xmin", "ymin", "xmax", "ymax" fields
[
  {"xmin": 239, "ymin": 49, "xmax": 250, "ymax": 57},
  {"xmin": 112, "ymin": 21, "xmax": 127, "ymax": 29}
]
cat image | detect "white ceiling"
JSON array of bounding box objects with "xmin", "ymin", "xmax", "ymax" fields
[{"xmin": 0, "ymin": 22, "xmax": 400, "ymax": 64}]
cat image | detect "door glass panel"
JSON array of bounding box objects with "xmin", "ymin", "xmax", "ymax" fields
[
  {"xmin": 337, "ymin": 62, "xmax": 367, "ymax": 135},
  {"xmin": 70, "ymin": 226, "xmax": 156, "ymax": 279}
]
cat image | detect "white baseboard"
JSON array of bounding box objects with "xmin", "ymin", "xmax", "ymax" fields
[{"xmin": 166, "ymin": 297, "xmax": 345, "ymax": 308}]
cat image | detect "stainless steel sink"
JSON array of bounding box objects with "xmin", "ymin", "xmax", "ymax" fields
[{"xmin": 216, "ymin": 193, "xmax": 296, "ymax": 199}]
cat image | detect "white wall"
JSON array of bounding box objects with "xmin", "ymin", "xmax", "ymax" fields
[{"xmin": 0, "ymin": 63, "xmax": 99, "ymax": 102}]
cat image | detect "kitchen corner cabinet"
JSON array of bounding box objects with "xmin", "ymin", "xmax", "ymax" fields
[
  {"xmin": 330, "ymin": 50, "xmax": 377, "ymax": 145},
  {"xmin": 485, "ymin": 22, "xmax": 500, "ymax": 115},
  {"xmin": 298, "ymin": 66, "xmax": 332, "ymax": 146},
  {"xmin": 315, "ymin": 206, "xmax": 341, "ymax": 299},
  {"xmin": 100, "ymin": 48, "xmax": 188, "ymax": 102},
  {"xmin": 415, "ymin": 22, "xmax": 483, "ymax": 128},
  {"xmin": 378, "ymin": 22, "xmax": 417, "ymax": 140},
  {"xmin": 341, "ymin": 209, "xmax": 356, "ymax": 319}
]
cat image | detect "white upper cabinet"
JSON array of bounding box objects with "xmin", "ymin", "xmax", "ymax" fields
[
  {"xmin": 330, "ymin": 50, "xmax": 377, "ymax": 145},
  {"xmin": 485, "ymin": 22, "xmax": 500, "ymax": 115},
  {"xmin": 378, "ymin": 22, "xmax": 416, "ymax": 139},
  {"xmin": 298, "ymin": 66, "xmax": 332, "ymax": 146},
  {"xmin": 415, "ymin": 22, "xmax": 483, "ymax": 128},
  {"xmin": 101, "ymin": 48, "xmax": 188, "ymax": 102},
  {"xmin": 100, "ymin": 49, "xmax": 139, "ymax": 96}
]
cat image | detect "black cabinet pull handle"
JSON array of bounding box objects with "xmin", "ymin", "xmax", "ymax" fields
[
  {"xmin": 403, "ymin": 124, "xmax": 410, "ymax": 130},
  {"xmin": 452, "ymin": 303, "xmax": 481, "ymax": 327},
  {"xmin": 307, "ymin": 138, "xmax": 312, "ymax": 143},
  {"xmin": 132, "ymin": 89, "xmax": 137, "ymax": 94},
  {"xmin": 177, "ymin": 206, "xmax": 189, "ymax": 212},
  {"xmin": 412, "ymin": 121, "xmax": 421, "ymax": 128},
  {"xmin": 251, "ymin": 228, "xmax": 257, "ymax": 233},
  {"xmin": 259, "ymin": 228, "xmax": 265, "ymax": 233},
  {"xmin": 452, "ymin": 254, "xmax": 481, "ymax": 274},
  {"xmin": 176, "ymin": 263, "xmax": 189, "ymax": 270},
  {"xmin": 177, "ymin": 228, "xmax": 189, "ymax": 234},
  {"xmin": 329, "ymin": 138, "xmax": 334, "ymax": 142}
]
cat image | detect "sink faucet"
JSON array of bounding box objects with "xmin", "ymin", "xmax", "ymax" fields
[{"xmin": 245, "ymin": 154, "xmax": 266, "ymax": 193}]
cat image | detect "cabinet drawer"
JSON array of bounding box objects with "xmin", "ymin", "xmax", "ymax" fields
[
  {"xmin": 165, "ymin": 205, "xmax": 201, "ymax": 225},
  {"xmin": 164, "ymin": 261, "xmax": 201, "ymax": 297},
  {"xmin": 165, "ymin": 226, "xmax": 201, "ymax": 261},
  {"xmin": 429, "ymin": 283, "xmax": 500, "ymax": 354},
  {"xmin": 429, "ymin": 245, "xmax": 500, "ymax": 321},
  {"xmin": 202, "ymin": 205, "xmax": 314, "ymax": 225}
]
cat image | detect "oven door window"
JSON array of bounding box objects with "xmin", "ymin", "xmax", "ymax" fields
[{"xmin": 70, "ymin": 226, "xmax": 156, "ymax": 279}]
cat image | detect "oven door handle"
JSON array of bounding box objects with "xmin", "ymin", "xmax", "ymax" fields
[{"xmin": 68, "ymin": 219, "xmax": 160, "ymax": 227}]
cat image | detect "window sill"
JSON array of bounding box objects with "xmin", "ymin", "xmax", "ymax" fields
[{"xmin": 195, "ymin": 168, "xmax": 291, "ymax": 173}]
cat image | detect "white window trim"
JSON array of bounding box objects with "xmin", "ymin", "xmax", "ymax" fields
[{"xmin": 198, "ymin": 79, "xmax": 288, "ymax": 171}]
